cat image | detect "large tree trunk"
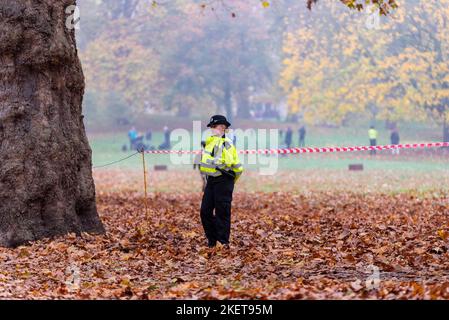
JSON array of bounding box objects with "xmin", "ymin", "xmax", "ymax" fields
[{"xmin": 0, "ymin": 0, "xmax": 104, "ymax": 247}]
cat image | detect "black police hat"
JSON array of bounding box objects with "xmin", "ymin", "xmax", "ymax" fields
[{"xmin": 207, "ymin": 115, "xmax": 231, "ymax": 128}]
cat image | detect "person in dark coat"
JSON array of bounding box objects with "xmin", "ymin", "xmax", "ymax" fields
[
  {"xmin": 285, "ymin": 127, "xmax": 293, "ymax": 149},
  {"xmin": 145, "ymin": 129, "xmax": 152, "ymax": 142},
  {"xmin": 298, "ymin": 125, "xmax": 306, "ymax": 147},
  {"xmin": 128, "ymin": 126, "xmax": 138, "ymax": 150},
  {"xmin": 163, "ymin": 126, "xmax": 170, "ymax": 145},
  {"xmin": 390, "ymin": 128, "xmax": 400, "ymax": 155},
  {"xmin": 158, "ymin": 126, "xmax": 171, "ymax": 150}
]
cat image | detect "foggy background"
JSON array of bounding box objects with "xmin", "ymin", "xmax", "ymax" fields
[{"xmin": 75, "ymin": 0, "xmax": 449, "ymax": 191}]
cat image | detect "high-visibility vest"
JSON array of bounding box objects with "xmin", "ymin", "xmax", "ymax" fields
[
  {"xmin": 200, "ymin": 135, "xmax": 243, "ymax": 182},
  {"xmin": 368, "ymin": 129, "xmax": 378, "ymax": 140}
]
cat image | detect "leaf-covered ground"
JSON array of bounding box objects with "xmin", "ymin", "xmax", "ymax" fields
[{"xmin": 1, "ymin": 173, "xmax": 449, "ymax": 299}]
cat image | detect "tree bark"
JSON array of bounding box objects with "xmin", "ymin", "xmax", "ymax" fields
[{"xmin": 0, "ymin": 0, "xmax": 104, "ymax": 247}]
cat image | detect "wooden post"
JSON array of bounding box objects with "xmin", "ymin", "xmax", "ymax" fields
[{"xmin": 141, "ymin": 151, "xmax": 149, "ymax": 218}]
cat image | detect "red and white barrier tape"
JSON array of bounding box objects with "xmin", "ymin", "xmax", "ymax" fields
[{"xmin": 143, "ymin": 142, "xmax": 449, "ymax": 155}]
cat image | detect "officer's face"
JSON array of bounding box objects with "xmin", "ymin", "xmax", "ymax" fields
[{"xmin": 211, "ymin": 124, "xmax": 226, "ymax": 136}]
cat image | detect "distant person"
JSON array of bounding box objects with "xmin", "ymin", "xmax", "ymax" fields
[
  {"xmin": 128, "ymin": 126, "xmax": 138, "ymax": 149},
  {"xmin": 368, "ymin": 125, "xmax": 378, "ymax": 156},
  {"xmin": 134, "ymin": 135, "xmax": 147, "ymax": 151},
  {"xmin": 298, "ymin": 125, "xmax": 306, "ymax": 148},
  {"xmin": 145, "ymin": 129, "xmax": 152, "ymax": 142},
  {"xmin": 163, "ymin": 126, "xmax": 170, "ymax": 144},
  {"xmin": 285, "ymin": 127, "xmax": 293, "ymax": 149},
  {"xmin": 158, "ymin": 126, "xmax": 171, "ymax": 150},
  {"xmin": 390, "ymin": 127, "xmax": 400, "ymax": 155},
  {"xmin": 279, "ymin": 129, "xmax": 284, "ymax": 140},
  {"xmin": 145, "ymin": 129, "xmax": 155, "ymax": 150},
  {"xmin": 444, "ymin": 127, "xmax": 449, "ymax": 152}
]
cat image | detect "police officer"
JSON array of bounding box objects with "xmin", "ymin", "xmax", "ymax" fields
[
  {"xmin": 368, "ymin": 125, "xmax": 378, "ymax": 156},
  {"xmin": 200, "ymin": 115, "xmax": 243, "ymax": 249}
]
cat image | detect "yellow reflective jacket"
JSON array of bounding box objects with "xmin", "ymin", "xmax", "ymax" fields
[
  {"xmin": 200, "ymin": 135, "xmax": 243, "ymax": 182},
  {"xmin": 369, "ymin": 129, "xmax": 378, "ymax": 140}
]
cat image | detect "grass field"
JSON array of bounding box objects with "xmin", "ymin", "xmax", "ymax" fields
[{"xmin": 89, "ymin": 121, "xmax": 449, "ymax": 175}]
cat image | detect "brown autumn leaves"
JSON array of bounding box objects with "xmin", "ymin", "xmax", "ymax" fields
[{"xmin": 0, "ymin": 176, "xmax": 448, "ymax": 299}]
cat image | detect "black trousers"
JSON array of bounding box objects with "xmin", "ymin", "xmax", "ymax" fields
[
  {"xmin": 200, "ymin": 174, "xmax": 235, "ymax": 246},
  {"xmin": 370, "ymin": 139, "xmax": 377, "ymax": 155}
]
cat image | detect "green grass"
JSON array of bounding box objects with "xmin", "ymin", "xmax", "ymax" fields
[
  {"xmin": 90, "ymin": 132, "xmax": 172, "ymax": 169},
  {"xmin": 89, "ymin": 123, "xmax": 448, "ymax": 172}
]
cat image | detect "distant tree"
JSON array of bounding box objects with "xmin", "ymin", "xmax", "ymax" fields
[
  {"xmin": 281, "ymin": 0, "xmax": 449, "ymax": 140},
  {"xmin": 392, "ymin": 0, "xmax": 449, "ymax": 141}
]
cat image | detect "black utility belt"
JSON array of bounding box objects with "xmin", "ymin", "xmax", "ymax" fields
[
  {"xmin": 207, "ymin": 172, "xmax": 235, "ymax": 181},
  {"xmin": 216, "ymin": 168, "xmax": 236, "ymax": 179}
]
